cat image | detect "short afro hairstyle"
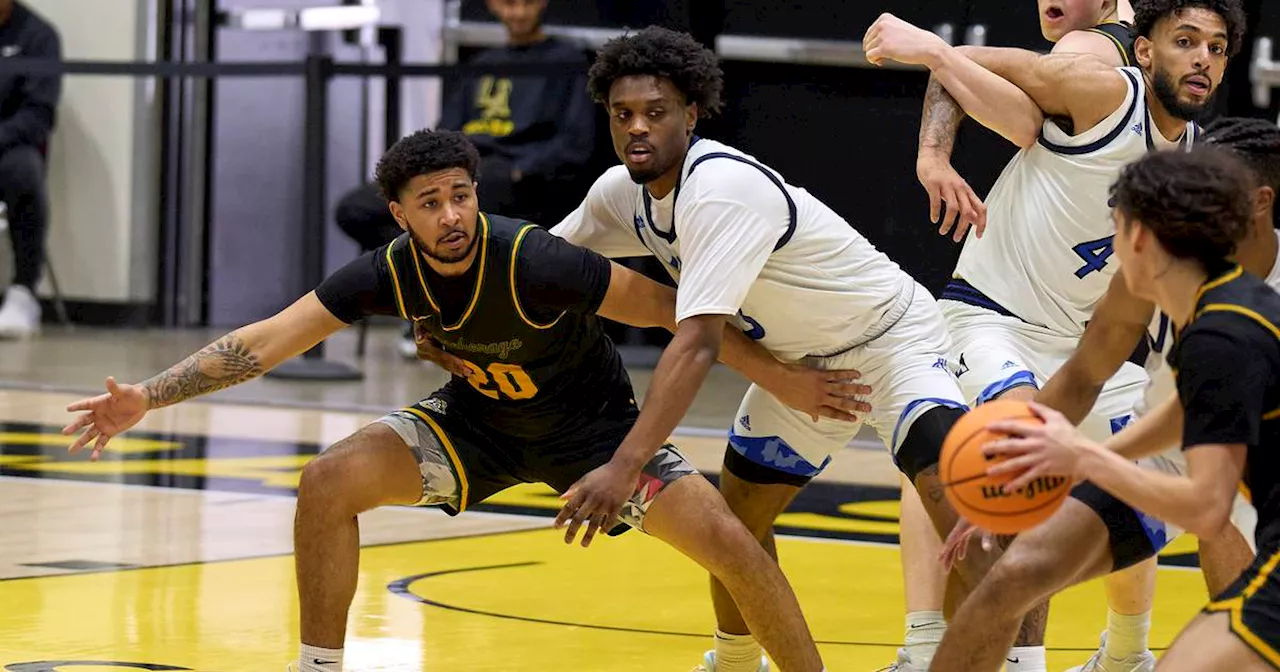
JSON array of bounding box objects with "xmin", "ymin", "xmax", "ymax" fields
[
  {"xmin": 1109, "ymin": 145, "xmax": 1255, "ymax": 267},
  {"xmin": 587, "ymin": 26, "xmax": 724, "ymax": 117},
  {"xmin": 1134, "ymin": 0, "xmax": 1247, "ymax": 58},
  {"xmin": 374, "ymin": 129, "xmax": 480, "ymax": 202}
]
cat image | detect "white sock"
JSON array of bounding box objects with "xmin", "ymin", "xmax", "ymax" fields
[
  {"xmin": 299, "ymin": 644, "xmax": 343, "ymax": 672},
  {"xmin": 904, "ymin": 611, "xmax": 946, "ymax": 667},
  {"xmin": 1004, "ymin": 646, "xmax": 1046, "ymax": 672},
  {"xmin": 713, "ymin": 629, "xmax": 763, "ymax": 672},
  {"xmin": 1104, "ymin": 609, "xmax": 1151, "ymax": 659}
]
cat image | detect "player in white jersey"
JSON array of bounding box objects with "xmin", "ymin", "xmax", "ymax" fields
[
  {"xmin": 864, "ymin": 1, "xmax": 1240, "ymax": 669},
  {"xmin": 883, "ymin": 3, "xmax": 1147, "ymax": 670},
  {"xmin": 925, "ymin": 115, "xmax": 1266, "ymax": 672},
  {"xmin": 546, "ymin": 27, "xmax": 1042, "ymax": 672}
]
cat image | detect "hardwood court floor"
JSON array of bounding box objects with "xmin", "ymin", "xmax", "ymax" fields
[{"xmin": 0, "ymin": 326, "xmax": 1216, "ymax": 671}]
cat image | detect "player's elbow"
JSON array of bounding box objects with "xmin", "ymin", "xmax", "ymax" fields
[
  {"xmin": 1011, "ymin": 120, "xmax": 1042, "ymax": 149},
  {"xmin": 1186, "ymin": 507, "xmax": 1232, "ymax": 540},
  {"xmin": 1185, "ymin": 495, "xmax": 1234, "ymax": 539},
  {"xmin": 676, "ymin": 315, "xmax": 726, "ymax": 363}
]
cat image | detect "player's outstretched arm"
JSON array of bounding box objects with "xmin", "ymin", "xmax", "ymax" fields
[
  {"xmin": 1036, "ymin": 273, "xmax": 1154, "ymax": 424},
  {"xmin": 596, "ymin": 261, "xmax": 870, "ymax": 422},
  {"xmin": 62, "ymin": 292, "xmax": 347, "ymax": 459},
  {"xmin": 985, "ymin": 401, "xmax": 1242, "ymax": 539}
]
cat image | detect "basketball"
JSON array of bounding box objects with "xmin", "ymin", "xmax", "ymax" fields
[{"xmin": 940, "ymin": 400, "xmax": 1072, "ymax": 535}]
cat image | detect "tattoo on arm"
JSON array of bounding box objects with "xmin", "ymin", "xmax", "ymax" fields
[
  {"xmin": 141, "ymin": 333, "xmax": 263, "ymax": 409},
  {"xmin": 919, "ymin": 75, "xmax": 967, "ymax": 156}
]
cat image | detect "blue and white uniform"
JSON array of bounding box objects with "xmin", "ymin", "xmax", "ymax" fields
[
  {"xmin": 940, "ymin": 66, "xmax": 1199, "ymax": 442},
  {"xmin": 552, "ymin": 137, "xmax": 965, "ymax": 479}
]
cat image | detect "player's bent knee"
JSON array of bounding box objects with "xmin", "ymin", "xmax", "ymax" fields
[
  {"xmin": 966, "ymin": 544, "xmax": 1056, "ymax": 615},
  {"xmin": 298, "ymin": 424, "xmax": 419, "ymax": 515}
]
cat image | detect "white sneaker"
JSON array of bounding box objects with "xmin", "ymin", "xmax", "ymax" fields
[
  {"xmin": 0, "ymin": 285, "xmax": 40, "ymax": 338},
  {"xmin": 876, "ymin": 647, "xmax": 925, "ymax": 672},
  {"xmin": 1066, "ymin": 632, "xmax": 1156, "ymax": 672},
  {"xmin": 692, "ymin": 650, "xmax": 770, "ymax": 672}
]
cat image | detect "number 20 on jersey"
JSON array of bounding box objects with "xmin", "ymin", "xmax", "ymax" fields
[{"xmin": 459, "ymin": 360, "xmax": 539, "ymax": 400}]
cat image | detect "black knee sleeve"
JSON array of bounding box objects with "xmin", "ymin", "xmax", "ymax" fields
[{"xmin": 895, "ymin": 405, "xmax": 967, "ymax": 482}]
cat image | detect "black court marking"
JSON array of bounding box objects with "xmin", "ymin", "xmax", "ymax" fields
[
  {"xmin": 0, "ymin": 420, "xmax": 1202, "ymax": 568},
  {"xmin": 388, "ymin": 563, "xmax": 1162, "ymax": 652}
]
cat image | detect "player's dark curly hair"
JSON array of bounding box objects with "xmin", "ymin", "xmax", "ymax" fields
[
  {"xmin": 1205, "ymin": 117, "xmax": 1280, "ymax": 205},
  {"xmin": 587, "ymin": 26, "xmax": 723, "ymax": 117},
  {"xmin": 1109, "ymin": 146, "xmax": 1254, "ymax": 267},
  {"xmin": 374, "ymin": 129, "xmax": 481, "ymax": 202},
  {"xmin": 1134, "ymin": 0, "xmax": 1247, "ymax": 58}
]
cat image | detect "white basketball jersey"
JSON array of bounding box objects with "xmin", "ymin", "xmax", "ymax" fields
[
  {"xmin": 551, "ymin": 138, "xmax": 914, "ymax": 361},
  {"xmin": 951, "ymin": 67, "xmax": 1198, "ymax": 337},
  {"xmin": 1139, "ymin": 231, "xmax": 1280, "ymax": 415}
]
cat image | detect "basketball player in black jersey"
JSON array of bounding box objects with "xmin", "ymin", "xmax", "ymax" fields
[
  {"xmin": 975, "ymin": 146, "xmax": 1280, "ymax": 671},
  {"xmin": 57, "ymin": 130, "xmax": 861, "ymax": 672}
]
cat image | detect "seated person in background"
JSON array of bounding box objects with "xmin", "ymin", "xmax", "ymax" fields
[
  {"xmin": 0, "ymin": 0, "xmax": 61, "ymax": 339},
  {"xmin": 335, "ymin": 0, "xmax": 594, "ymax": 356}
]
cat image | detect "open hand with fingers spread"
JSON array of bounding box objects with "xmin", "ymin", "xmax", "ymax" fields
[
  {"xmin": 61, "ymin": 376, "xmax": 149, "ymax": 461},
  {"xmin": 982, "ymin": 401, "xmax": 1092, "ymax": 491},
  {"xmin": 767, "ymin": 364, "xmax": 872, "ymax": 423},
  {"xmin": 554, "ymin": 459, "xmax": 638, "ymax": 548}
]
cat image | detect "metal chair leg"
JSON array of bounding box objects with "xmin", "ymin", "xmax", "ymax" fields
[
  {"xmin": 43, "ymin": 258, "xmax": 71, "ymax": 327},
  {"xmin": 356, "ymin": 318, "xmax": 369, "ymax": 357}
]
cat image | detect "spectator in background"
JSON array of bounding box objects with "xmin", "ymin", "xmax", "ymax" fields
[
  {"xmin": 335, "ymin": 0, "xmax": 595, "ymax": 357},
  {"xmin": 0, "ymin": 0, "xmax": 60, "ymax": 339}
]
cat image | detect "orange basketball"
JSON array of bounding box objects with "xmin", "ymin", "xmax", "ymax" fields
[{"xmin": 940, "ymin": 399, "xmax": 1071, "ymax": 535}]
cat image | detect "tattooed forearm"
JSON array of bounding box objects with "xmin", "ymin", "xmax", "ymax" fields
[
  {"xmin": 919, "ymin": 74, "xmax": 967, "ymax": 157},
  {"xmin": 141, "ymin": 332, "xmax": 264, "ymax": 409}
]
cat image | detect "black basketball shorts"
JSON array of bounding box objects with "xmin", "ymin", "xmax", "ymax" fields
[
  {"xmin": 1204, "ymin": 545, "xmax": 1280, "ymax": 669},
  {"xmin": 375, "ymin": 393, "xmax": 697, "ymax": 535}
]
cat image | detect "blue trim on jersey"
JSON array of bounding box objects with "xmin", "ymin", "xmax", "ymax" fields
[
  {"xmin": 1149, "ymin": 312, "xmax": 1172, "ymax": 355},
  {"xmin": 637, "ymin": 135, "xmax": 702, "ymax": 246},
  {"xmin": 1143, "ymin": 106, "xmax": 1197, "ymax": 152},
  {"xmin": 940, "ymin": 279, "xmax": 1030, "ymax": 322},
  {"xmin": 976, "ymin": 370, "xmax": 1039, "ymax": 405},
  {"xmin": 728, "ymin": 429, "xmax": 830, "ymax": 478},
  {"xmin": 889, "ymin": 397, "xmax": 970, "ymax": 453},
  {"xmin": 686, "ymin": 152, "xmax": 799, "ymax": 251},
  {"xmin": 1038, "ymin": 69, "xmax": 1141, "ymax": 156}
]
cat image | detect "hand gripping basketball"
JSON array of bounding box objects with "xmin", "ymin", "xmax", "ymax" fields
[{"xmin": 939, "ymin": 400, "xmax": 1074, "ymax": 535}]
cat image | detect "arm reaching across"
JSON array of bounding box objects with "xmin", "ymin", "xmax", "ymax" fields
[
  {"xmin": 916, "ymin": 29, "xmax": 1132, "ymax": 242},
  {"xmin": 867, "ymin": 13, "xmax": 1130, "ymax": 146},
  {"xmin": 63, "ymin": 249, "xmax": 403, "ymax": 459},
  {"xmin": 63, "ymin": 291, "xmax": 349, "ymax": 459}
]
